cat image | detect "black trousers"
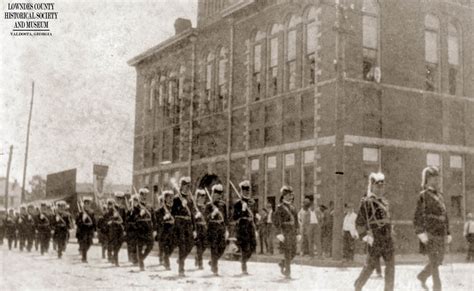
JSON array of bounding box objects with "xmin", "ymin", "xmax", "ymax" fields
[
  {"xmin": 175, "ymin": 220, "xmax": 194, "ymax": 273},
  {"xmin": 342, "ymin": 231, "xmax": 355, "ymax": 261},
  {"xmin": 355, "ymin": 240, "xmax": 395, "ymax": 291},
  {"xmin": 137, "ymin": 236, "xmax": 154, "ymax": 268},
  {"xmin": 466, "ymin": 234, "xmax": 474, "ymax": 260},
  {"xmin": 208, "ymin": 223, "xmax": 226, "ymax": 273},
  {"xmin": 38, "ymin": 231, "xmax": 51, "ymax": 255},
  {"xmin": 26, "ymin": 234, "xmax": 34, "ymax": 251},
  {"xmin": 418, "ymin": 235, "xmax": 445, "ymax": 291},
  {"xmin": 237, "ymin": 222, "xmax": 256, "ymax": 273},
  {"xmin": 19, "ymin": 232, "xmax": 27, "ymax": 251},
  {"xmin": 280, "ymin": 230, "xmax": 297, "ymax": 276}
]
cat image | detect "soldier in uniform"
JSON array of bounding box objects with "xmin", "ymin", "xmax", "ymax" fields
[
  {"xmin": 37, "ymin": 202, "xmax": 52, "ymax": 255},
  {"xmin": 17, "ymin": 205, "xmax": 29, "ymax": 251},
  {"xmin": 97, "ymin": 204, "xmax": 110, "ymax": 260},
  {"xmin": 25, "ymin": 204, "xmax": 36, "ymax": 252},
  {"xmin": 205, "ymin": 184, "xmax": 229, "ymax": 276},
  {"xmin": 4, "ymin": 209, "xmax": 16, "ymax": 250},
  {"xmin": 274, "ymin": 186, "xmax": 301, "ymax": 279},
  {"xmin": 155, "ymin": 190, "xmax": 176, "ymax": 270},
  {"xmin": 108, "ymin": 192, "xmax": 126, "ymax": 266},
  {"xmin": 194, "ymin": 189, "xmax": 208, "ymax": 270},
  {"xmin": 354, "ymin": 172, "xmax": 395, "ymax": 291},
  {"xmin": 13, "ymin": 210, "xmax": 20, "ymax": 249},
  {"xmin": 53, "ymin": 201, "xmax": 72, "ymax": 259},
  {"xmin": 171, "ymin": 176, "xmax": 196, "ymax": 277},
  {"xmin": 33, "ymin": 206, "xmax": 41, "ymax": 251},
  {"xmin": 76, "ymin": 197, "xmax": 96, "ymax": 263},
  {"xmin": 0, "ymin": 211, "xmax": 5, "ymax": 246},
  {"xmin": 414, "ymin": 166, "xmax": 451, "ymax": 291},
  {"xmin": 129, "ymin": 193, "xmax": 154, "ymax": 271},
  {"xmin": 125, "ymin": 195, "xmax": 138, "ymax": 265},
  {"xmin": 233, "ymin": 180, "xmax": 258, "ymax": 275}
]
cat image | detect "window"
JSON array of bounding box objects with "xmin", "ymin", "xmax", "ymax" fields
[
  {"xmin": 305, "ymin": 7, "xmax": 318, "ymax": 86},
  {"xmin": 251, "ymin": 158, "xmax": 260, "ymax": 171},
  {"xmin": 363, "ymin": 147, "xmax": 379, "ymax": 163},
  {"xmin": 267, "ymin": 155, "xmax": 277, "ymax": 169},
  {"xmin": 448, "ymin": 22, "xmax": 461, "ymax": 95},
  {"xmin": 253, "ymin": 43, "xmax": 263, "ymax": 100},
  {"xmin": 217, "ymin": 47, "xmax": 228, "ymax": 111},
  {"xmin": 205, "ymin": 52, "xmax": 214, "ymax": 112},
  {"xmin": 269, "ymin": 24, "xmax": 281, "ymax": 96},
  {"xmin": 285, "ymin": 153, "xmax": 295, "ymax": 167},
  {"xmin": 450, "ymin": 155, "xmax": 463, "ymax": 169},
  {"xmin": 284, "ymin": 152, "xmax": 296, "ymax": 185},
  {"xmin": 300, "ymin": 94, "xmax": 314, "ymax": 139},
  {"xmin": 149, "ymin": 78, "xmax": 156, "ymax": 111},
  {"xmin": 286, "ymin": 16, "xmax": 299, "ymax": 91},
  {"xmin": 362, "ymin": 0, "xmax": 378, "ymax": 81},
  {"xmin": 304, "ymin": 150, "xmax": 314, "ymax": 164},
  {"xmin": 427, "ymin": 153, "xmax": 441, "ymax": 167},
  {"xmin": 144, "ymin": 175, "xmax": 150, "ymax": 185},
  {"xmin": 425, "ymin": 15, "xmax": 440, "ymax": 92}
]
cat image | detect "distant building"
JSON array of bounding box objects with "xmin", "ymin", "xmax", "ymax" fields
[{"xmin": 0, "ymin": 178, "xmax": 24, "ymax": 210}]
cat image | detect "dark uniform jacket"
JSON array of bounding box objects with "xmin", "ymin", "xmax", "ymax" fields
[
  {"xmin": 232, "ymin": 198, "xmax": 257, "ymax": 248},
  {"xmin": 171, "ymin": 195, "xmax": 196, "ymax": 230},
  {"xmin": 53, "ymin": 212, "xmax": 72, "ymax": 239},
  {"xmin": 4, "ymin": 214, "xmax": 17, "ymax": 238},
  {"xmin": 75, "ymin": 210, "xmax": 96, "ymax": 242},
  {"xmin": 204, "ymin": 200, "xmax": 228, "ymax": 226},
  {"xmin": 155, "ymin": 205, "xmax": 175, "ymax": 244},
  {"xmin": 274, "ymin": 202, "xmax": 299, "ymax": 237},
  {"xmin": 36, "ymin": 212, "xmax": 51, "ymax": 234},
  {"xmin": 413, "ymin": 187, "xmax": 450, "ymax": 254},
  {"xmin": 129, "ymin": 206, "xmax": 153, "ymax": 241},
  {"xmin": 356, "ymin": 193, "xmax": 393, "ymax": 249}
]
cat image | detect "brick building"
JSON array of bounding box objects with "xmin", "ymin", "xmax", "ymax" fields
[{"xmin": 128, "ymin": 0, "xmax": 474, "ymax": 253}]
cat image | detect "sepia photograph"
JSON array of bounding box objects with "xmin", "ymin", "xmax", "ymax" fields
[{"xmin": 1, "ymin": 0, "xmax": 473, "ymax": 290}]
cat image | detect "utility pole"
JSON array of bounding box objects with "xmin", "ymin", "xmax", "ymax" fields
[
  {"xmin": 332, "ymin": 0, "xmax": 347, "ymax": 261},
  {"xmin": 21, "ymin": 81, "xmax": 34, "ymax": 203},
  {"xmin": 4, "ymin": 145, "xmax": 13, "ymax": 211}
]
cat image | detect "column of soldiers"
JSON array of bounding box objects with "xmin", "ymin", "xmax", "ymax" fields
[{"xmin": 1, "ymin": 169, "xmax": 455, "ymax": 288}]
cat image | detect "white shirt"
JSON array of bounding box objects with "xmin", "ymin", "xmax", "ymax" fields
[
  {"xmin": 464, "ymin": 220, "xmax": 474, "ymax": 236},
  {"xmin": 309, "ymin": 209, "xmax": 318, "ymax": 224},
  {"xmin": 267, "ymin": 209, "xmax": 273, "ymax": 224},
  {"xmin": 343, "ymin": 212, "xmax": 358, "ymax": 237}
]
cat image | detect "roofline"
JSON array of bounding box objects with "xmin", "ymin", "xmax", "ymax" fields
[{"xmin": 127, "ymin": 28, "xmax": 197, "ymax": 67}]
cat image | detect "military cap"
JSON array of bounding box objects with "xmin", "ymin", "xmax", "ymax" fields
[
  {"xmin": 138, "ymin": 188, "xmax": 150, "ymax": 195},
  {"xmin": 179, "ymin": 176, "xmax": 192, "ymax": 185},
  {"xmin": 57, "ymin": 201, "xmax": 67, "ymax": 206},
  {"xmin": 421, "ymin": 166, "xmax": 439, "ymax": 187},
  {"xmin": 82, "ymin": 196, "xmax": 93, "ymax": 203},
  {"xmin": 195, "ymin": 189, "xmax": 206, "ymax": 196},
  {"xmin": 280, "ymin": 185, "xmax": 294, "ymax": 194},
  {"xmin": 239, "ymin": 180, "xmax": 251, "ymax": 189},
  {"xmin": 212, "ymin": 184, "xmax": 224, "ymax": 193},
  {"xmin": 131, "ymin": 194, "xmax": 140, "ymax": 201},
  {"xmin": 162, "ymin": 190, "xmax": 174, "ymax": 197},
  {"xmin": 106, "ymin": 198, "xmax": 115, "ymax": 204},
  {"xmin": 40, "ymin": 201, "xmax": 47, "ymax": 206},
  {"xmin": 368, "ymin": 172, "xmax": 385, "ymax": 185},
  {"xmin": 114, "ymin": 191, "xmax": 125, "ymax": 198}
]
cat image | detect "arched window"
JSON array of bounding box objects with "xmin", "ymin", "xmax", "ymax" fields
[
  {"xmin": 305, "ymin": 6, "xmax": 318, "ymax": 86},
  {"xmin": 252, "ymin": 31, "xmax": 266, "ymax": 101},
  {"xmin": 362, "ymin": 0, "xmax": 379, "ymax": 81},
  {"xmin": 286, "ymin": 15, "xmax": 300, "ymax": 91},
  {"xmin": 217, "ymin": 47, "xmax": 228, "ymax": 111},
  {"xmin": 269, "ymin": 24, "xmax": 282, "ymax": 96},
  {"xmin": 205, "ymin": 52, "xmax": 214, "ymax": 101},
  {"xmin": 158, "ymin": 75, "xmax": 166, "ymax": 107},
  {"xmin": 424, "ymin": 14, "xmax": 440, "ymax": 92},
  {"xmin": 149, "ymin": 77, "xmax": 156, "ymax": 111},
  {"xmin": 168, "ymin": 71, "xmax": 178, "ymax": 120},
  {"xmin": 448, "ymin": 22, "xmax": 461, "ymax": 95}
]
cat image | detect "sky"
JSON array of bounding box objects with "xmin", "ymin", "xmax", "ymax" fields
[{"xmin": 0, "ymin": 0, "xmax": 197, "ymax": 188}]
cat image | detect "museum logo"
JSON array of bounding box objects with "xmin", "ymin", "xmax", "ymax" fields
[{"xmin": 4, "ymin": 2, "xmax": 58, "ymax": 36}]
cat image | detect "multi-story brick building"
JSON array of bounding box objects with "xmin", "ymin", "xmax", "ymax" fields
[{"xmin": 128, "ymin": 0, "xmax": 474, "ymax": 254}]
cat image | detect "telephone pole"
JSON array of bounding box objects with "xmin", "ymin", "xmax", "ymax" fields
[
  {"xmin": 21, "ymin": 81, "xmax": 34, "ymax": 203},
  {"xmin": 4, "ymin": 145, "xmax": 13, "ymax": 211},
  {"xmin": 332, "ymin": 0, "xmax": 348, "ymax": 261}
]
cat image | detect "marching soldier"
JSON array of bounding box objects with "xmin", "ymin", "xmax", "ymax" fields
[
  {"xmin": 53, "ymin": 201, "xmax": 72, "ymax": 259},
  {"xmin": 4, "ymin": 208, "xmax": 16, "ymax": 250},
  {"xmin": 194, "ymin": 189, "xmax": 208, "ymax": 270},
  {"xmin": 233, "ymin": 180, "xmax": 258, "ymax": 275},
  {"xmin": 13, "ymin": 211, "xmax": 20, "ymax": 248},
  {"xmin": 76, "ymin": 197, "xmax": 96, "ymax": 263},
  {"xmin": 171, "ymin": 176, "xmax": 196, "ymax": 277},
  {"xmin": 205, "ymin": 184, "xmax": 228, "ymax": 276},
  {"xmin": 125, "ymin": 195, "xmax": 138, "ymax": 265},
  {"xmin": 25, "ymin": 205, "xmax": 37, "ymax": 252},
  {"xmin": 17, "ymin": 205, "xmax": 28, "ymax": 251},
  {"xmin": 414, "ymin": 166, "xmax": 451, "ymax": 291},
  {"xmin": 129, "ymin": 193, "xmax": 154, "ymax": 271},
  {"xmin": 37, "ymin": 202, "xmax": 52, "ymax": 255},
  {"xmin": 155, "ymin": 190, "xmax": 175, "ymax": 270},
  {"xmin": 97, "ymin": 204, "xmax": 110, "ymax": 260},
  {"xmin": 0, "ymin": 211, "xmax": 5, "ymax": 246},
  {"xmin": 274, "ymin": 186, "xmax": 301, "ymax": 279},
  {"xmin": 108, "ymin": 192, "xmax": 126, "ymax": 266},
  {"xmin": 33, "ymin": 206, "xmax": 41, "ymax": 251},
  {"xmin": 354, "ymin": 172, "xmax": 395, "ymax": 291}
]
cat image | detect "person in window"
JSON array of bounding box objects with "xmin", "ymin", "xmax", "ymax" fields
[
  {"xmin": 414, "ymin": 166, "xmax": 451, "ymax": 291},
  {"xmin": 464, "ymin": 212, "xmax": 474, "ymax": 262}
]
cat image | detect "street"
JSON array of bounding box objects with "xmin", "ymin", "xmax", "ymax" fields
[{"xmin": 1, "ymin": 243, "xmax": 473, "ymax": 290}]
